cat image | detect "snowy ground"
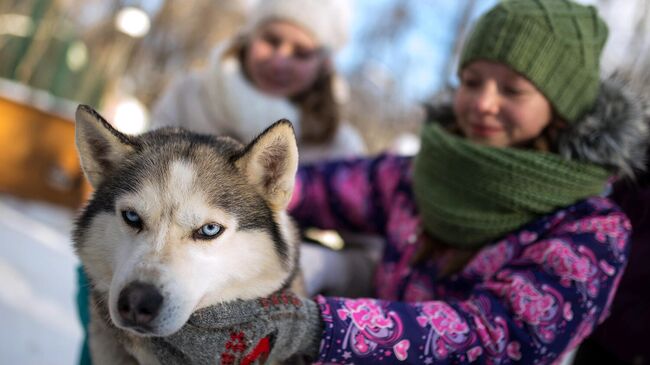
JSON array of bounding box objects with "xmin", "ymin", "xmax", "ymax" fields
[{"xmin": 0, "ymin": 194, "xmax": 82, "ymax": 365}]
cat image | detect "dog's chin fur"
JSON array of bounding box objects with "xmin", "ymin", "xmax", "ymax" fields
[{"xmin": 73, "ymin": 107, "xmax": 301, "ymax": 363}]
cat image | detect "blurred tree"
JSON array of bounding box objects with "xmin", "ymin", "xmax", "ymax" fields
[
  {"xmin": 0, "ymin": 0, "xmax": 51, "ymax": 83},
  {"xmin": 123, "ymin": 0, "xmax": 247, "ymax": 106},
  {"xmin": 0, "ymin": 0, "xmax": 647, "ymax": 151},
  {"xmin": 342, "ymin": 1, "xmax": 479, "ymax": 153},
  {"xmin": 0, "ymin": 0, "xmax": 105, "ymax": 105},
  {"xmin": 343, "ymin": 0, "xmax": 419, "ymax": 153},
  {"xmin": 0, "ymin": 0, "xmax": 247, "ymax": 107},
  {"xmin": 441, "ymin": 0, "xmax": 476, "ymax": 86}
]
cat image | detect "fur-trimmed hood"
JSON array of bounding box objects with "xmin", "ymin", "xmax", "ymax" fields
[{"xmin": 425, "ymin": 78, "xmax": 650, "ymax": 177}]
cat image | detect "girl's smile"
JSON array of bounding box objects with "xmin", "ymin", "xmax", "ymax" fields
[
  {"xmin": 454, "ymin": 60, "xmax": 554, "ymax": 148},
  {"xmin": 468, "ymin": 122, "xmax": 504, "ymax": 137}
]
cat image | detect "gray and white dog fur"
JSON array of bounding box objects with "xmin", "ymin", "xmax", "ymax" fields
[{"xmin": 73, "ymin": 105, "xmax": 303, "ymax": 364}]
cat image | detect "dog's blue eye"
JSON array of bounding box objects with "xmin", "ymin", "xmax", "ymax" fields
[
  {"xmin": 121, "ymin": 210, "xmax": 143, "ymax": 230},
  {"xmin": 124, "ymin": 211, "xmax": 140, "ymax": 223},
  {"xmin": 196, "ymin": 223, "xmax": 223, "ymax": 240}
]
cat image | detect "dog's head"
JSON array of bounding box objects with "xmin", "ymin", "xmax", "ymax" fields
[{"xmin": 73, "ymin": 105, "xmax": 299, "ymax": 336}]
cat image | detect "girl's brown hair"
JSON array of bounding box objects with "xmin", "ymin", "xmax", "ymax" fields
[
  {"xmin": 290, "ymin": 66, "xmax": 340, "ymax": 144},
  {"xmin": 528, "ymin": 115, "xmax": 568, "ymax": 153}
]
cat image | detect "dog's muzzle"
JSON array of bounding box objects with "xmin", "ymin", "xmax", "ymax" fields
[{"xmin": 117, "ymin": 281, "xmax": 164, "ymax": 333}]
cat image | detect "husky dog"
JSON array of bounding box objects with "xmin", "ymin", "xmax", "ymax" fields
[{"xmin": 73, "ymin": 105, "xmax": 302, "ymax": 364}]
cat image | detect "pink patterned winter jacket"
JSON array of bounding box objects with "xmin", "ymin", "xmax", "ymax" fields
[{"xmin": 288, "ymin": 154, "xmax": 630, "ymax": 365}]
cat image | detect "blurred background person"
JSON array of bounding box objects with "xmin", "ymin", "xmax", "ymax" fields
[{"xmin": 149, "ymin": 0, "xmax": 366, "ymax": 163}]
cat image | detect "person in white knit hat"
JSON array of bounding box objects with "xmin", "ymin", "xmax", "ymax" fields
[
  {"xmin": 149, "ymin": 0, "xmax": 363, "ymax": 163},
  {"xmin": 245, "ymin": 0, "xmax": 352, "ymax": 52}
]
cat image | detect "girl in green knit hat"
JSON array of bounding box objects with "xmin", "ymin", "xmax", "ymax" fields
[{"xmin": 88, "ymin": 1, "xmax": 650, "ymax": 364}]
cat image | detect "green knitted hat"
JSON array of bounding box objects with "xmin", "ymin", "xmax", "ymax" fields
[{"xmin": 459, "ymin": 0, "xmax": 608, "ymax": 122}]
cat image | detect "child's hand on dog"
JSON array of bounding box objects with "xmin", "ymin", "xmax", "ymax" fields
[{"xmin": 150, "ymin": 291, "xmax": 321, "ymax": 364}]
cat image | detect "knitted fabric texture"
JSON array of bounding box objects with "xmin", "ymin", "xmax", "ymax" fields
[
  {"xmin": 150, "ymin": 291, "xmax": 322, "ymax": 364},
  {"xmin": 244, "ymin": 0, "xmax": 351, "ymax": 51},
  {"xmin": 459, "ymin": 0, "xmax": 608, "ymax": 122},
  {"xmin": 412, "ymin": 123, "xmax": 609, "ymax": 248}
]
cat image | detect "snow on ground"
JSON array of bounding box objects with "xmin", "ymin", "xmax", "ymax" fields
[{"xmin": 0, "ymin": 194, "xmax": 82, "ymax": 365}]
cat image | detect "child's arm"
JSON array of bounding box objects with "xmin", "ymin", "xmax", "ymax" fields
[
  {"xmin": 314, "ymin": 207, "xmax": 630, "ymax": 364},
  {"xmin": 289, "ymin": 154, "xmax": 412, "ymax": 235}
]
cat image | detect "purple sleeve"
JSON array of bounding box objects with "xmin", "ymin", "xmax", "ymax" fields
[
  {"xmin": 288, "ymin": 154, "xmax": 411, "ymax": 235},
  {"xmin": 312, "ymin": 210, "xmax": 631, "ymax": 364}
]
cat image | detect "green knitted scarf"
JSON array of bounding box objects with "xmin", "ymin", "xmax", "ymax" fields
[{"xmin": 412, "ymin": 123, "xmax": 610, "ymax": 248}]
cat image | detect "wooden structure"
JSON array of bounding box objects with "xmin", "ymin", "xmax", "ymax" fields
[{"xmin": 0, "ymin": 80, "xmax": 89, "ymax": 208}]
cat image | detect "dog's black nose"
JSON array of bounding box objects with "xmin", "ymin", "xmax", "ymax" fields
[{"xmin": 117, "ymin": 282, "xmax": 163, "ymax": 327}]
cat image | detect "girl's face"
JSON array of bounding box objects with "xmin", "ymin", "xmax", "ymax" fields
[
  {"xmin": 245, "ymin": 21, "xmax": 326, "ymax": 97},
  {"xmin": 454, "ymin": 61, "xmax": 554, "ymax": 148}
]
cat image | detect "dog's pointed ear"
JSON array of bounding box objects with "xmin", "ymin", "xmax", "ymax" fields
[
  {"xmin": 75, "ymin": 105, "xmax": 137, "ymax": 188},
  {"xmin": 235, "ymin": 119, "xmax": 299, "ymax": 211}
]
